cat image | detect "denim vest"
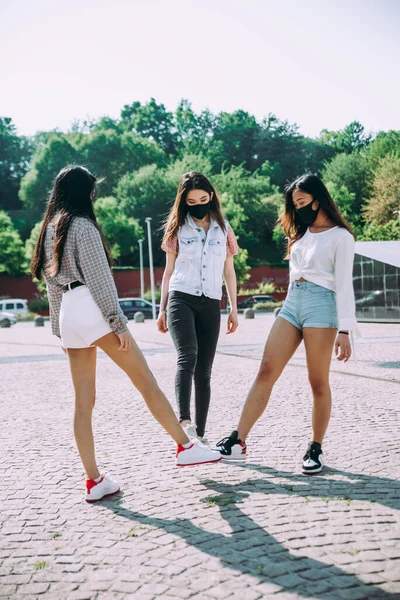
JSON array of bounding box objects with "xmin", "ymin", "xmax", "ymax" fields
[{"xmin": 169, "ymin": 215, "xmax": 228, "ymax": 300}]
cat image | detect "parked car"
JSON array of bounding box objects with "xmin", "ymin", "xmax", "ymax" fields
[
  {"xmin": 118, "ymin": 298, "xmax": 160, "ymax": 320},
  {"xmin": 238, "ymin": 295, "xmax": 278, "ymax": 309},
  {"xmin": 0, "ymin": 311, "xmax": 17, "ymax": 328},
  {"xmin": 0, "ymin": 298, "xmax": 28, "ymax": 315}
]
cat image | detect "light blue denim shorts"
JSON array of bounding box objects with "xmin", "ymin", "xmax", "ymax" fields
[{"xmin": 278, "ymin": 281, "xmax": 338, "ymax": 330}]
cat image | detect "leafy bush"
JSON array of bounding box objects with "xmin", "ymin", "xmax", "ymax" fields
[
  {"xmin": 28, "ymin": 298, "xmax": 49, "ymax": 313},
  {"xmin": 253, "ymin": 301, "xmax": 283, "ymax": 310},
  {"xmin": 238, "ymin": 282, "xmax": 276, "ymax": 296},
  {"xmin": 144, "ymin": 288, "xmax": 161, "ymax": 303},
  {"xmin": 17, "ymin": 312, "xmax": 38, "ymax": 322}
]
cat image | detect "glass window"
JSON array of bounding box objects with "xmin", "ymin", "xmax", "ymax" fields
[
  {"xmin": 5, "ymin": 303, "xmax": 14, "ymax": 310},
  {"xmin": 16, "ymin": 303, "xmax": 24, "ymax": 309},
  {"xmin": 119, "ymin": 300, "xmax": 133, "ymax": 308}
]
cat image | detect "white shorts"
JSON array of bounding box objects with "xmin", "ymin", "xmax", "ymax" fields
[{"xmin": 60, "ymin": 285, "xmax": 113, "ymax": 349}]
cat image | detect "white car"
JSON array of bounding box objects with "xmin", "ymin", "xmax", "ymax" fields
[
  {"xmin": 0, "ymin": 298, "xmax": 28, "ymax": 315},
  {"xmin": 0, "ymin": 311, "xmax": 17, "ymax": 328}
]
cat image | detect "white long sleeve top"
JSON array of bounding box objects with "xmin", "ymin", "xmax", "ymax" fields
[{"xmin": 290, "ymin": 226, "xmax": 359, "ymax": 333}]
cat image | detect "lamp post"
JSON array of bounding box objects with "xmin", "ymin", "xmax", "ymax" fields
[
  {"xmin": 138, "ymin": 239, "xmax": 144, "ymax": 300},
  {"xmin": 145, "ymin": 218, "xmax": 156, "ymax": 320}
]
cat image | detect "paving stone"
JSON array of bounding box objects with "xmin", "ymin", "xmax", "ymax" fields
[
  {"xmin": 1, "ymin": 317, "xmax": 400, "ymax": 600},
  {"xmin": 17, "ymin": 583, "xmax": 50, "ymax": 595}
]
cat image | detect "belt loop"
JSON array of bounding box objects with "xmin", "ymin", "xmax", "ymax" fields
[{"xmin": 68, "ymin": 282, "xmax": 72, "ymax": 292}]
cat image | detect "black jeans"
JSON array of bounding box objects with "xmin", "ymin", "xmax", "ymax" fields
[{"xmin": 167, "ymin": 291, "xmax": 221, "ymax": 437}]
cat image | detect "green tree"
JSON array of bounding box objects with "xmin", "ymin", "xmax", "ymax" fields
[
  {"xmin": 116, "ymin": 165, "xmax": 177, "ymax": 266},
  {"xmin": 215, "ymin": 164, "xmax": 280, "ymax": 264},
  {"xmin": 175, "ymin": 100, "xmax": 215, "ymax": 156},
  {"xmin": 25, "ymin": 221, "xmax": 42, "ymax": 264},
  {"xmin": 0, "ymin": 117, "xmax": 33, "ymax": 211},
  {"xmin": 366, "ymin": 130, "xmax": 400, "ymax": 168},
  {"xmin": 0, "ymin": 210, "xmax": 26, "ymax": 275},
  {"xmin": 319, "ymin": 121, "xmax": 371, "ymax": 154},
  {"xmin": 322, "ymin": 152, "xmax": 371, "ymax": 226},
  {"xmin": 19, "ymin": 134, "xmax": 80, "ymax": 219},
  {"xmin": 325, "ymin": 182, "xmax": 355, "ymax": 222},
  {"xmin": 254, "ymin": 115, "xmax": 307, "ymax": 186},
  {"xmin": 95, "ymin": 196, "xmax": 143, "ymax": 264},
  {"xmin": 78, "ymin": 129, "xmax": 166, "ymax": 196},
  {"xmin": 207, "ymin": 110, "xmax": 260, "ymax": 172},
  {"xmin": 166, "ymin": 153, "xmax": 213, "ymax": 181},
  {"xmin": 121, "ymin": 98, "xmax": 178, "ymax": 155},
  {"xmin": 363, "ymin": 155, "xmax": 400, "ymax": 226},
  {"xmin": 233, "ymin": 247, "xmax": 250, "ymax": 284},
  {"xmin": 360, "ymin": 220, "xmax": 399, "ymax": 241}
]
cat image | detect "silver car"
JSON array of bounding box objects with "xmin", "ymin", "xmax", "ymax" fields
[{"xmin": 0, "ymin": 311, "xmax": 17, "ymax": 328}]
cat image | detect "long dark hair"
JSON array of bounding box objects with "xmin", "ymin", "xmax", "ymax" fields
[
  {"xmin": 31, "ymin": 165, "xmax": 112, "ymax": 280},
  {"xmin": 279, "ymin": 173, "xmax": 355, "ymax": 256},
  {"xmin": 163, "ymin": 172, "xmax": 226, "ymax": 242}
]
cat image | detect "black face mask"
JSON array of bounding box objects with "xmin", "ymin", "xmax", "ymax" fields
[
  {"xmin": 295, "ymin": 202, "xmax": 320, "ymax": 225},
  {"xmin": 188, "ymin": 202, "xmax": 210, "ymax": 220}
]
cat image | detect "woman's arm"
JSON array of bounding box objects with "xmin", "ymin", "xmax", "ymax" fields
[
  {"xmin": 224, "ymin": 255, "xmax": 238, "ymax": 334},
  {"xmin": 157, "ymin": 252, "xmax": 176, "ymax": 333},
  {"xmin": 334, "ymin": 232, "xmax": 357, "ymax": 332},
  {"xmin": 334, "ymin": 232, "xmax": 357, "ymax": 361}
]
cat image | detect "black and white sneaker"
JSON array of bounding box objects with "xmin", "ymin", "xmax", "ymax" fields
[
  {"xmin": 302, "ymin": 442, "xmax": 324, "ymax": 474},
  {"xmin": 215, "ymin": 430, "xmax": 247, "ymax": 461}
]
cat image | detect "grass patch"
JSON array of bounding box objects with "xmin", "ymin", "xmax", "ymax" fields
[
  {"xmin": 34, "ymin": 561, "xmax": 48, "ymax": 570},
  {"xmin": 347, "ymin": 548, "xmax": 361, "ymax": 555},
  {"xmin": 201, "ymin": 495, "xmax": 238, "ymax": 506},
  {"xmin": 127, "ymin": 528, "xmax": 137, "ymax": 537},
  {"xmin": 258, "ymin": 564, "xmax": 264, "ymax": 573},
  {"xmin": 125, "ymin": 525, "xmax": 153, "ymax": 538},
  {"xmin": 50, "ymin": 532, "xmax": 62, "ymax": 539}
]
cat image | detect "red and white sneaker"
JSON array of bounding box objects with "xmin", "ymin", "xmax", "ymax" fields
[
  {"xmin": 176, "ymin": 440, "xmax": 222, "ymax": 467},
  {"xmin": 85, "ymin": 474, "xmax": 120, "ymax": 503}
]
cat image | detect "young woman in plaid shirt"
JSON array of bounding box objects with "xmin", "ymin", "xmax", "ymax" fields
[{"xmin": 31, "ymin": 166, "xmax": 221, "ymax": 502}]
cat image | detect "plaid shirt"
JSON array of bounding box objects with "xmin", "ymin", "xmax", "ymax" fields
[{"xmin": 44, "ymin": 217, "xmax": 128, "ymax": 338}]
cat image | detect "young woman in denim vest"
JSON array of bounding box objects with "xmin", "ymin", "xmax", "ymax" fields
[
  {"xmin": 215, "ymin": 174, "xmax": 359, "ymax": 474},
  {"xmin": 31, "ymin": 166, "xmax": 221, "ymax": 502},
  {"xmin": 158, "ymin": 172, "xmax": 239, "ymax": 444}
]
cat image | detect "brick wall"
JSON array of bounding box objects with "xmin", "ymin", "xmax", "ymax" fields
[{"xmin": 0, "ymin": 265, "xmax": 289, "ymax": 303}]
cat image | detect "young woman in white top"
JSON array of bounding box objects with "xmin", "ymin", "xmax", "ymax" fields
[
  {"xmin": 157, "ymin": 172, "xmax": 239, "ymax": 444},
  {"xmin": 31, "ymin": 166, "xmax": 221, "ymax": 502},
  {"xmin": 216, "ymin": 174, "xmax": 358, "ymax": 473}
]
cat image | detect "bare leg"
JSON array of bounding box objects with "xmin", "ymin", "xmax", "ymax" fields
[
  {"xmin": 237, "ymin": 318, "xmax": 302, "ymax": 440},
  {"xmin": 303, "ymin": 328, "xmax": 337, "ymax": 444},
  {"xmin": 67, "ymin": 347, "xmax": 99, "ymax": 480},
  {"xmin": 94, "ymin": 332, "xmax": 189, "ymax": 445}
]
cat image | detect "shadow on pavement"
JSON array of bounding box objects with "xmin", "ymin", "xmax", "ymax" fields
[{"xmin": 102, "ymin": 465, "xmax": 399, "ymax": 599}]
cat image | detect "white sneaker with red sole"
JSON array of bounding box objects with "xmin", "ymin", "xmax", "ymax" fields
[
  {"xmin": 176, "ymin": 440, "xmax": 222, "ymax": 466},
  {"xmin": 85, "ymin": 474, "xmax": 120, "ymax": 502}
]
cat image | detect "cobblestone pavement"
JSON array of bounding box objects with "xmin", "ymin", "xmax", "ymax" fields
[{"xmin": 0, "ymin": 315, "xmax": 399, "ymax": 600}]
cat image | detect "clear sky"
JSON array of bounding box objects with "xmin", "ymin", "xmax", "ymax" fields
[{"xmin": 1, "ymin": 0, "xmax": 399, "ymax": 138}]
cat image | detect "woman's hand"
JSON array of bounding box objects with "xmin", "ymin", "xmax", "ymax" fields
[
  {"xmin": 226, "ymin": 311, "xmax": 239, "ymax": 334},
  {"xmin": 157, "ymin": 310, "xmax": 168, "ymax": 334},
  {"xmin": 335, "ymin": 333, "xmax": 351, "ymax": 362},
  {"xmin": 117, "ymin": 329, "xmax": 134, "ymax": 351}
]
